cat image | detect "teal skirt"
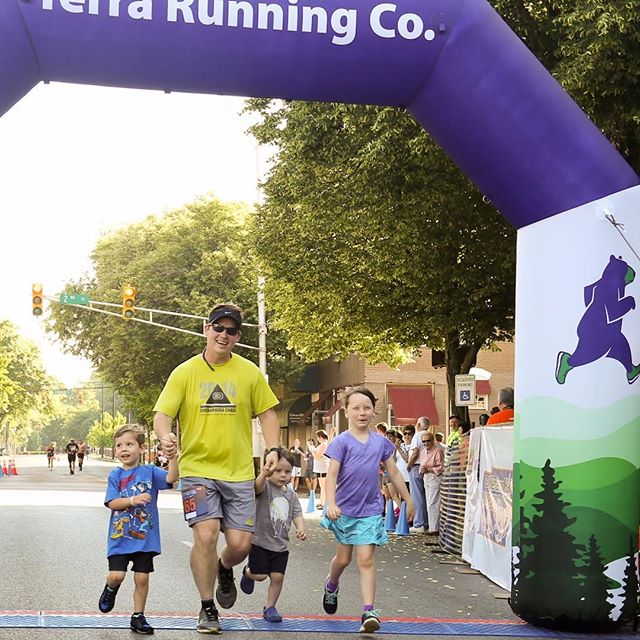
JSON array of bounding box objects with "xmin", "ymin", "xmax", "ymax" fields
[{"xmin": 320, "ymin": 513, "xmax": 388, "ymax": 546}]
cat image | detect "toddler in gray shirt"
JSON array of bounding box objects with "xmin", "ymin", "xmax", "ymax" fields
[{"xmin": 240, "ymin": 447, "xmax": 307, "ymax": 622}]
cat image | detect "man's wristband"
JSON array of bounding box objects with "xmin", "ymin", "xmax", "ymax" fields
[{"xmin": 265, "ymin": 447, "xmax": 280, "ymax": 455}]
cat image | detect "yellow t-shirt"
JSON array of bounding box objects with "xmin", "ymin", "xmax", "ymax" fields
[{"xmin": 153, "ymin": 353, "xmax": 278, "ymax": 482}]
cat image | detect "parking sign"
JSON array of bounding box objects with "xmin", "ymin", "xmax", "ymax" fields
[{"xmin": 455, "ymin": 374, "xmax": 476, "ymax": 406}]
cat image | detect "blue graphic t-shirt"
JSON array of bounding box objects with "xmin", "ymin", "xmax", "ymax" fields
[{"xmin": 104, "ymin": 464, "xmax": 172, "ymax": 557}]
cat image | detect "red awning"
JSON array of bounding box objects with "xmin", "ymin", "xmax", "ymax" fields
[
  {"xmin": 388, "ymin": 385, "xmax": 439, "ymax": 426},
  {"xmin": 476, "ymin": 380, "xmax": 491, "ymax": 395}
]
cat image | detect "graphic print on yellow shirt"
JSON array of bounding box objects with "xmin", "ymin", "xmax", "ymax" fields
[{"xmin": 154, "ymin": 353, "xmax": 278, "ymax": 482}]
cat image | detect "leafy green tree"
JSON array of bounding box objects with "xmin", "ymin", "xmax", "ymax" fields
[
  {"xmin": 46, "ymin": 196, "xmax": 301, "ymax": 422},
  {"xmin": 493, "ymin": 0, "xmax": 640, "ymax": 172},
  {"xmin": 0, "ymin": 320, "xmax": 56, "ymax": 451},
  {"xmin": 87, "ymin": 410, "xmax": 127, "ymax": 456},
  {"xmin": 246, "ymin": 100, "xmax": 516, "ymax": 413}
]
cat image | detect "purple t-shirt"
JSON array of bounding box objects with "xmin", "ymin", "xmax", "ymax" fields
[{"xmin": 325, "ymin": 431, "xmax": 395, "ymax": 518}]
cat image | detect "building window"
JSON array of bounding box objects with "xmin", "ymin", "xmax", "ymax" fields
[{"xmin": 470, "ymin": 395, "xmax": 489, "ymax": 410}]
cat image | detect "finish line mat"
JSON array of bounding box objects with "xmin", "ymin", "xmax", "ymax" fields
[{"xmin": 0, "ymin": 611, "xmax": 635, "ymax": 637}]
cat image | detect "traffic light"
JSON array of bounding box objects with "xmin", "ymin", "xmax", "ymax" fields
[
  {"xmin": 122, "ymin": 285, "xmax": 137, "ymax": 320},
  {"xmin": 32, "ymin": 283, "xmax": 44, "ymax": 316}
]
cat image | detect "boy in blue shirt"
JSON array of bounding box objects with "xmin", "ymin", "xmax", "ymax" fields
[{"xmin": 98, "ymin": 424, "xmax": 178, "ymax": 634}]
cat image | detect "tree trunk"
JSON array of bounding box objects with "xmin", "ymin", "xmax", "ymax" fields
[{"xmin": 444, "ymin": 331, "xmax": 484, "ymax": 427}]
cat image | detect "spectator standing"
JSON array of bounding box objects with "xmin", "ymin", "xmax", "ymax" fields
[
  {"xmin": 446, "ymin": 415, "xmax": 462, "ymax": 447},
  {"xmin": 289, "ymin": 439, "xmax": 303, "ymax": 492},
  {"xmin": 239, "ymin": 448, "xmax": 306, "ymax": 622},
  {"xmin": 487, "ymin": 387, "xmax": 515, "ymax": 424},
  {"xmin": 310, "ymin": 428, "xmax": 334, "ymax": 508},
  {"xmin": 303, "ymin": 442, "xmax": 317, "ymax": 495},
  {"xmin": 395, "ymin": 427, "xmax": 413, "ymax": 493},
  {"xmin": 153, "ymin": 303, "xmax": 280, "ymax": 633},
  {"xmin": 418, "ymin": 432, "xmax": 445, "ymax": 536},
  {"xmin": 407, "ymin": 417, "xmax": 430, "ymax": 533}
]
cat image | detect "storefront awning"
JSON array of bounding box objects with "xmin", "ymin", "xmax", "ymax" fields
[
  {"xmin": 476, "ymin": 380, "xmax": 491, "ymax": 395},
  {"xmin": 387, "ymin": 385, "xmax": 439, "ymax": 426}
]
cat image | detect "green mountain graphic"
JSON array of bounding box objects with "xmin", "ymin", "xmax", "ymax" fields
[{"xmin": 514, "ymin": 459, "xmax": 639, "ymax": 562}]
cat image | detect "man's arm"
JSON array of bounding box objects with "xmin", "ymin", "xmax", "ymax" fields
[
  {"xmin": 153, "ymin": 411, "xmax": 177, "ymax": 459},
  {"xmin": 257, "ymin": 407, "xmax": 280, "ymax": 471},
  {"xmin": 407, "ymin": 431, "xmax": 423, "ymax": 466}
]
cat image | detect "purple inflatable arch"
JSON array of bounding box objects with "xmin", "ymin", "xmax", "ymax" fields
[
  {"xmin": 2, "ymin": 0, "xmax": 639, "ymax": 628},
  {"xmin": 2, "ymin": 0, "xmax": 638, "ymax": 226}
]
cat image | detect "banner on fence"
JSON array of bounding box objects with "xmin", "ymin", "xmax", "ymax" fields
[{"xmin": 462, "ymin": 425, "xmax": 513, "ymax": 590}]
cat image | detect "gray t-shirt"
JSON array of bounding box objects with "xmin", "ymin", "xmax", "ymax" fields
[{"xmin": 253, "ymin": 481, "xmax": 302, "ymax": 552}]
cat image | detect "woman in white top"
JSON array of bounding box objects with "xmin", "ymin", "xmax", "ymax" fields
[{"xmin": 309, "ymin": 427, "xmax": 335, "ymax": 508}]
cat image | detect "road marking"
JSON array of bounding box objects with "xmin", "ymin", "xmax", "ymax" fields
[{"xmin": 182, "ymin": 541, "xmax": 193, "ymax": 548}]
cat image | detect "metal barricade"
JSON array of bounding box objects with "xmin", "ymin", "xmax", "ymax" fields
[{"xmin": 438, "ymin": 434, "xmax": 470, "ymax": 556}]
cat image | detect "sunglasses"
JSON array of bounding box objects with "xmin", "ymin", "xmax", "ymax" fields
[
  {"xmin": 422, "ymin": 439, "xmax": 434, "ymax": 443},
  {"xmin": 210, "ymin": 323, "xmax": 240, "ymax": 336}
]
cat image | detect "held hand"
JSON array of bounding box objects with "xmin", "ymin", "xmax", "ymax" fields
[
  {"xmin": 134, "ymin": 492, "xmax": 152, "ymax": 506},
  {"xmin": 326, "ymin": 503, "xmax": 341, "ymax": 521},
  {"xmin": 419, "ymin": 465, "xmax": 427, "ymax": 475},
  {"xmin": 296, "ymin": 529, "xmax": 307, "ymax": 541},
  {"xmin": 161, "ymin": 433, "xmax": 178, "ymax": 458},
  {"xmin": 260, "ymin": 465, "xmax": 275, "ymax": 478},
  {"xmin": 263, "ymin": 449, "xmax": 279, "ymax": 473}
]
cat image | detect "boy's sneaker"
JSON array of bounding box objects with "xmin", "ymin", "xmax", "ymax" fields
[
  {"xmin": 359, "ymin": 610, "xmax": 381, "ymax": 633},
  {"xmin": 215, "ymin": 560, "xmax": 237, "ymax": 609},
  {"xmin": 240, "ymin": 566, "xmax": 254, "ymax": 595},
  {"xmin": 197, "ymin": 604, "xmax": 222, "ymax": 634},
  {"xmin": 130, "ymin": 613, "xmax": 154, "ymax": 635},
  {"xmin": 263, "ymin": 606, "xmax": 283, "ymax": 622},
  {"xmin": 98, "ymin": 583, "xmax": 119, "ymax": 613},
  {"xmin": 322, "ymin": 580, "xmax": 339, "ymax": 614}
]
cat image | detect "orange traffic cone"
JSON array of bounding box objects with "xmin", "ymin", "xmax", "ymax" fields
[
  {"xmin": 1, "ymin": 460, "xmax": 8, "ymax": 476},
  {"xmin": 9, "ymin": 459, "xmax": 18, "ymax": 476}
]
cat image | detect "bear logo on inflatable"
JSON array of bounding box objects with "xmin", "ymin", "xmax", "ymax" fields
[{"xmin": 556, "ymin": 255, "xmax": 639, "ymax": 385}]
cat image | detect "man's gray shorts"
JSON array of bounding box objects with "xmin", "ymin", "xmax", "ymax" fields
[{"xmin": 181, "ymin": 477, "xmax": 256, "ymax": 532}]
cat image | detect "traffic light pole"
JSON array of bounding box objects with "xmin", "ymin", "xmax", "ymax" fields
[{"xmin": 44, "ymin": 296, "xmax": 263, "ymax": 352}]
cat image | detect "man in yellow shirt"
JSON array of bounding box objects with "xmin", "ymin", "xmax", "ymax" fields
[{"xmin": 154, "ymin": 303, "xmax": 280, "ymax": 633}]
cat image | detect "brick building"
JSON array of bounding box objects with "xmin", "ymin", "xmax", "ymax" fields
[{"xmin": 281, "ymin": 342, "xmax": 515, "ymax": 446}]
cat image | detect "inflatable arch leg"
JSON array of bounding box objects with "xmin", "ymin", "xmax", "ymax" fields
[{"xmin": 511, "ymin": 186, "xmax": 640, "ymax": 628}]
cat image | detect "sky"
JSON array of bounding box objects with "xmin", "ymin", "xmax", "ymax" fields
[{"xmin": 0, "ymin": 82, "xmax": 268, "ymax": 387}]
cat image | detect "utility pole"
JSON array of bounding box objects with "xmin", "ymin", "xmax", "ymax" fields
[{"xmin": 257, "ymin": 276, "xmax": 267, "ymax": 378}]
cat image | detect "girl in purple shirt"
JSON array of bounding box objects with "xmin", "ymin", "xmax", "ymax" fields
[{"xmin": 320, "ymin": 387, "xmax": 414, "ymax": 633}]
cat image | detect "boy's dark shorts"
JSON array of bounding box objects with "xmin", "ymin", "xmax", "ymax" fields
[
  {"xmin": 108, "ymin": 551, "xmax": 157, "ymax": 573},
  {"xmin": 248, "ymin": 544, "xmax": 289, "ymax": 575}
]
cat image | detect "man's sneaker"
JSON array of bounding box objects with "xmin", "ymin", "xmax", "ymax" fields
[
  {"xmin": 197, "ymin": 605, "xmax": 222, "ymax": 634},
  {"xmin": 130, "ymin": 613, "xmax": 154, "ymax": 635},
  {"xmin": 98, "ymin": 583, "xmax": 119, "ymax": 613},
  {"xmin": 215, "ymin": 559, "xmax": 237, "ymax": 609},
  {"xmin": 322, "ymin": 580, "xmax": 339, "ymax": 614},
  {"xmin": 240, "ymin": 566, "xmax": 254, "ymax": 595},
  {"xmin": 263, "ymin": 606, "xmax": 282, "ymax": 622},
  {"xmin": 409, "ymin": 525, "xmax": 425, "ymax": 533},
  {"xmin": 359, "ymin": 610, "xmax": 381, "ymax": 633}
]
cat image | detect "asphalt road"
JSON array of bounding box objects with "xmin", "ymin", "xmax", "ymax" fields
[{"xmin": 0, "ymin": 455, "xmax": 630, "ymax": 639}]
